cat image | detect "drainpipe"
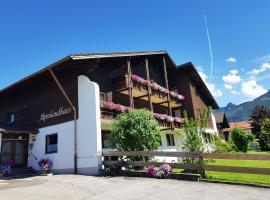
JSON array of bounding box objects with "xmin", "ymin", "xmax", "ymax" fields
[{"xmin": 48, "ymin": 69, "xmax": 78, "ymax": 174}]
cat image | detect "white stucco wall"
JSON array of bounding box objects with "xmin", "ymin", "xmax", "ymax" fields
[
  {"xmin": 28, "ymin": 75, "xmax": 102, "ymax": 175},
  {"xmin": 28, "ymin": 121, "xmax": 75, "ymax": 173},
  {"xmin": 0, "ymin": 133, "xmax": 2, "ymax": 150},
  {"xmin": 77, "ymin": 75, "xmax": 102, "ymax": 175},
  {"xmin": 211, "ymin": 111, "xmax": 218, "ymax": 133}
]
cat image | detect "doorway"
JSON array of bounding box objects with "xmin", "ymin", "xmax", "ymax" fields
[{"xmin": 1, "ymin": 133, "xmax": 29, "ymax": 168}]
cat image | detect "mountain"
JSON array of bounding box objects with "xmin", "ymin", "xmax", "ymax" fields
[{"xmin": 216, "ymin": 90, "xmax": 270, "ymax": 122}]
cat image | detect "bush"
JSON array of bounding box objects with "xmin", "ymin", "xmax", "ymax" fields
[
  {"xmin": 259, "ymin": 119, "xmax": 270, "ymax": 151},
  {"xmin": 110, "ymin": 109, "xmax": 161, "ymax": 151},
  {"xmin": 213, "ymin": 135, "xmax": 233, "ymax": 153},
  {"xmin": 231, "ymin": 128, "xmax": 253, "ymax": 152}
]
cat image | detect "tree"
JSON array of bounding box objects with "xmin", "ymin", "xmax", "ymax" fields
[
  {"xmin": 110, "ymin": 109, "xmax": 161, "ymax": 151},
  {"xmin": 231, "ymin": 128, "xmax": 253, "ymax": 152},
  {"xmin": 259, "ymin": 119, "xmax": 270, "ymax": 151},
  {"xmin": 183, "ymin": 107, "xmax": 210, "ymax": 152},
  {"xmin": 250, "ymin": 105, "xmax": 270, "ymax": 137}
]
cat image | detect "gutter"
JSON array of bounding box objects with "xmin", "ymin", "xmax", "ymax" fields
[{"xmin": 48, "ymin": 68, "xmax": 78, "ymax": 174}]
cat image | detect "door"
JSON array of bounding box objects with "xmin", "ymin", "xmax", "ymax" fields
[{"xmin": 1, "ymin": 134, "xmax": 29, "ymax": 168}]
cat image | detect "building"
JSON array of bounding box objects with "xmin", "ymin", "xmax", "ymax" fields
[
  {"xmin": 214, "ymin": 112, "xmax": 230, "ymax": 141},
  {"xmin": 0, "ymin": 51, "xmax": 219, "ymax": 174},
  {"xmin": 223, "ymin": 120, "xmax": 253, "ymax": 135}
]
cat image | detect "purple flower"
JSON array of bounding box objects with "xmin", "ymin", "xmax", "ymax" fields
[
  {"xmin": 160, "ymin": 164, "xmax": 172, "ymax": 175},
  {"xmin": 174, "ymin": 117, "xmax": 184, "ymax": 124}
]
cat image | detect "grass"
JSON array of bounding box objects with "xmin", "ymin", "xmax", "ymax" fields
[
  {"xmin": 206, "ymin": 151, "xmax": 270, "ymax": 185},
  {"xmin": 172, "ymin": 151, "xmax": 270, "ymax": 185}
]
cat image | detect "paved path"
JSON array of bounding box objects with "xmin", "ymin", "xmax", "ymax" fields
[{"xmin": 0, "ymin": 175, "xmax": 269, "ymax": 200}]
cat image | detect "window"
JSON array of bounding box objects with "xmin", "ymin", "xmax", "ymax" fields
[
  {"xmin": 6, "ymin": 112, "xmax": 15, "ymax": 124},
  {"xmin": 166, "ymin": 134, "xmax": 175, "ymax": 146},
  {"xmin": 46, "ymin": 134, "xmax": 58, "ymax": 154},
  {"xmin": 102, "ymin": 132, "xmax": 112, "ymax": 149},
  {"xmin": 100, "ymin": 92, "xmax": 107, "ymax": 103}
]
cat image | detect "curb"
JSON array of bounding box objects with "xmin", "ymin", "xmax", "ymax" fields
[{"xmin": 200, "ymin": 179, "xmax": 270, "ymax": 189}]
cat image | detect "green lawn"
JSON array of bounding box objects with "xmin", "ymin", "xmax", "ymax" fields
[{"xmin": 206, "ymin": 151, "xmax": 270, "ymax": 185}]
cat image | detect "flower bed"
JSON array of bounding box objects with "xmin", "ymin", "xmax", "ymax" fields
[
  {"xmin": 170, "ymin": 91, "xmax": 185, "ymax": 101},
  {"xmin": 145, "ymin": 164, "xmax": 172, "ymax": 178},
  {"xmin": 131, "ymin": 74, "xmax": 185, "ymax": 101},
  {"xmin": 153, "ymin": 113, "xmax": 184, "ymax": 124},
  {"xmin": 102, "ymin": 101, "xmax": 132, "ymax": 113},
  {"xmin": 102, "ymin": 101, "xmax": 184, "ymax": 125}
]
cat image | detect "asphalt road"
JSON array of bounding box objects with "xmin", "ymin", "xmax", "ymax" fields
[{"xmin": 0, "ymin": 175, "xmax": 269, "ymax": 200}]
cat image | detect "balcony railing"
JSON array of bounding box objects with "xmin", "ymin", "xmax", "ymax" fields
[
  {"xmin": 112, "ymin": 74, "xmax": 184, "ymax": 108},
  {"xmin": 100, "ymin": 101, "xmax": 184, "ymax": 129}
]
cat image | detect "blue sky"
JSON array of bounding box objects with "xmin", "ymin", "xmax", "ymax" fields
[{"xmin": 0, "ymin": 0, "xmax": 269, "ymax": 107}]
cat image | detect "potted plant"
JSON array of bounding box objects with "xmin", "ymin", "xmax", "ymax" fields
[
  {"xmin": 38, "ymin": 158, "xmax": 53, "ymax": 175},
  {"xmin": 0, "ymin": 160, "xmax": 14, "ymax": 177}
]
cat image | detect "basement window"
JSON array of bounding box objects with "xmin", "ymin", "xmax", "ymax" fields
[
  {"xmin": 46, "ymin": 134, "xmax": 58, "ymax": 154},
  {"xmin": 166, "ymin": 134, "xmax": 175, "ymax": 146}
]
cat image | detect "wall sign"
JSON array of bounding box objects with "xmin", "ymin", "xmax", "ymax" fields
[{"xmin": 39, "ymin": 107, "xmax": 72, "ymax": 123}]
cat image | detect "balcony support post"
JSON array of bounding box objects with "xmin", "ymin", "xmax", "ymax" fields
[
  {"xmin": 163, "ymin": 56, "xmax": 173, "ymax": 127},
  {"xmin": 127, "ymin": 59, "xmax": 134, "ymax": 108},
  {"xmin": 145, "ymin": 58, "xmax": 153, "ymax": 113}
]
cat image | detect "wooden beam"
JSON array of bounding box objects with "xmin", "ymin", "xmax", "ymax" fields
[
  {"xmin": 102, "ymin": 151, "xmax": 200, "ymax": 158},
  {"xmin": 145, "ymin": 58, "xmax": 153, "ymax": 112},
  {"xmin": 163, "ymin": 56, "xmax": 173, "ymax": 127},
  {"xmin": 127, "ymin": 60, "xmax": 134, "ymax": 108},
  {"xmin": 155, "ymin": 101, "xmax": 169, "ymax": 105},
  {"xmin": 103, "ymin": 161, "xmax": 197, "ymax": 171},
  {"xmin": 134, "ymin": 94, "xmax": 149, "ymax": 100},
  {"xmin": 203, "ymin": 165, "xmax": 270, "ymax": 175}
]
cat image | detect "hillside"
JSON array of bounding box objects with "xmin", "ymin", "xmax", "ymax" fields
[{"xmin": 217, "ymin": 90, "xmax": 270, "ymax": 122}]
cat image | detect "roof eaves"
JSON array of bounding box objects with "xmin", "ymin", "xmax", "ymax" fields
[
  {"xmin": 0, "ymin": 55, "xmax": 73, "ymax": 94},
  {"xmin": 177, "ymin": 63, "xmax": 219, "ymax": 109}
]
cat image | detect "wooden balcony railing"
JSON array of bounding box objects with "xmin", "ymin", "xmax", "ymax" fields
[
  {"xmin": 100, "ymin": 101, "xmax": 184, "ymax": 130},
  {"xmin": 112, "ymin": 75, "xmax": 184, "ymax": 108}
]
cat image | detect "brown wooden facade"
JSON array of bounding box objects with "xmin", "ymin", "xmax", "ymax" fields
[{"xmin": 0, "ymin": 51, "xmax": 219, "ymax": 132}]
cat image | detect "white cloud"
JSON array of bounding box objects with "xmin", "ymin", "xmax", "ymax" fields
[
  {"xmin": 249, "ymin": 63, "xmax": 270, "ymax": 75},
  {"xmin": 241, "ymin": 80, "xmax": 267, "ymax": 99},
  {"xmin": 226, "ymin": 57, "xmax": 237, "ymax": 63},
  {"xmin": 222, "ymin": 71, "xmax": 241, "ymax": 84},
  {"xmin": 198, "ymin": 69, "xmax": 222, "ymax": 97},
  {"xmin": 230, "ymin": 90, "xmax": 240, "ymax": 95},
  {"xmin": 253, "ymin": 54, "xmax": 270, "ymax": 63},
  {"xmin": 225, "ymin": 84, "xmax": 233, "ymax": 89},
  {"xmin": 230, "ymin": 69, "xmax": 238, "ymax": 75},
  {"xmin": 206, "ymin": 82, "xmax": 223, "ymax": 97}
]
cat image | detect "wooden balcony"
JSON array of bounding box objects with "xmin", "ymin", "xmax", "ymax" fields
[
  {"xmin": 112, "ymin": 75, "xmax": 182, "ymax": 108},
  {"xmin": 100, "ymin": 101, "xmax": 184, "ymax": 130}
]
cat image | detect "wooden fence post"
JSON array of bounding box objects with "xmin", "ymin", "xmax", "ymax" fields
[{"xmin": 198, "ymin": 153, "xmax": 205, "ymax": 178}]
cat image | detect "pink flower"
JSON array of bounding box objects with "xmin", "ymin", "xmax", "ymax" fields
[{"xmin": 174, "ymin": 117, "xmax": 184, "ymax": 123}]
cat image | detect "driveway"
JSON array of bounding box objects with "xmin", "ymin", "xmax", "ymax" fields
[{"xmin": 0, "ymin": 175, "xmax": 269, "ymax": 200}]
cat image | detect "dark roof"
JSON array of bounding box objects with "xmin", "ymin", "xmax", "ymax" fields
[
  {"xmin": 214, "ymin": 112, "xmax": 226, "ymax": 123},
  {"xmin": 0, "ymin": 51, "xmax": 173, "ymax": 95},
  {"xmin": 177, "ymin": 62, "xmax": 219, "ymax": 109},
  {"xmin": 214, "ymin": 112, "xmax": 229, "ymax": 128}
]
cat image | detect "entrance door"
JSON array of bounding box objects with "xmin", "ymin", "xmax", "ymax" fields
[{"xmin": 1, "ymin": 134, "xmax": 29, "ymax": 168}]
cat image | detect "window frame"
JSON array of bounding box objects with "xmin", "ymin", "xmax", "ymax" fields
[
  {"xmin": 166, "ymin": 134, "xmax": 175, "ymax": 146},
  {"xmin": 45, "ymin": 133, "xmax": 58, "ymax": 154}
]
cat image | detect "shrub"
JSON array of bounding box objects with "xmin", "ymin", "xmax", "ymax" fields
[
  {"xmin": 213, "ymin": 135, "xmax": 233, "ymax": 153},
  {"xmin": 231, "ymin": 128, "xmax": 253, "ymax": 152},
  {"xmin": 183, "ymin": 107, "xmax": 210, "ymax": 153},
  {"xmin": 259, "ymin": 119, "xmax": 270, "ymax": 151},
  {"xmin": 110, "ymin": 109, "xmax": 161, "ymax": 151}
]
